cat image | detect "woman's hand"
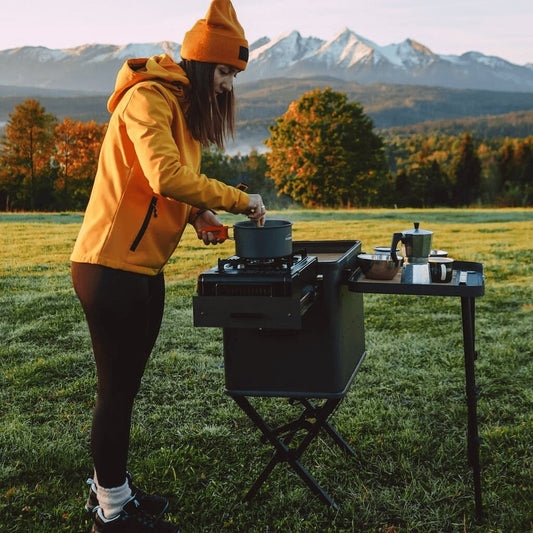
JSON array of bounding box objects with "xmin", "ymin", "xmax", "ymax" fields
[
  {"xmin": 192, "ymin": 210, "xmax": 226, "ymax": 245},
  {"xmin": 245, "ymin": 194, "xmax": 267, "ymax": 227}
]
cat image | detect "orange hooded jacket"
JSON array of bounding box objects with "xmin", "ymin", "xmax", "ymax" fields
[{"xmin": 70, "ymin": 54, "xmax": 249, "ymax": 275}]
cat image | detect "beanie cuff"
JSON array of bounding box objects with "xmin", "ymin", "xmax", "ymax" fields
[{"xmin": 182, "ymin": 30, "xmax": 248, "ymax": 71}]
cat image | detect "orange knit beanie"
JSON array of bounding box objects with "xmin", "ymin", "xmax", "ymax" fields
[{"xmin": 181, "ymin": 0, "xmax": 249, "ymax": 71}]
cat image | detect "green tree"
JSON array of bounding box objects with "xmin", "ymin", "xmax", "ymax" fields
[
  {"xmin": 230, "ymin": 150, "xmax": 292, "ymax": 208},
  {"xmin": 497, "ymin": 137, "xmax": 533, "ymax": 206},
  {"xmin": 0, "ymin": 99, "xmax": 57, "ymax": 210},
  {"xmin": 201, "ymin": 147, "xmax": 291, "ymax": 209},
  {"xmin": 513, "ymin": 138, "xmax": 533, "ymax": 206},
  {"xmin": 201, "ymin": 146, "xmax": 234, "ymax": 185},
  {"xmin": 0, "ymin": 159, "xmax": 14, "ymax": 211},
  {"xmin": 426, "ymin": 159, "xmax": 452, "ymax": 206},
  {"xmin": 450, "ymin": 132, "xmax": 482, "ymax": 206},
  {"xmin": 266, "ymin": 88, "xmax": 391, "ymax": 208},
  {"xmin": 476, "ymin": 140, "xmax": 500, "ymax": 204},
  {"xmin": 395, "ymin": 160, "xmax": 451, "ymax": 208}
]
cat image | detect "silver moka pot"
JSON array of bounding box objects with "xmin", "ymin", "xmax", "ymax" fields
[{"xmin": 390, "ymin": 222, "xmax": 433, "ymax": 284}]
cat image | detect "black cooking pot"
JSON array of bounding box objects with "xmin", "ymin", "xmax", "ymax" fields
[
  {"xmin": 234, "ymin": 219, "xmax": 293, "ymax": 258},
  {"xmin": 202, "ymin": 219, "xmax": 293, "ymax": 258}
]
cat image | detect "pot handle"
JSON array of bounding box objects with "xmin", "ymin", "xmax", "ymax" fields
[
  {"xmin": 390, "ymin": 232, "xmax": 403, "ymax": 265},
  {"xmin": 202, "ymin": 225, "xmax": 232, "ymax": 241}
]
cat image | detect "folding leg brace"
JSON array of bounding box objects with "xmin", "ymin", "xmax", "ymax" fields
[{"xmin": 229, "ymin": 395, "xmax": 356, "ymax": 509}]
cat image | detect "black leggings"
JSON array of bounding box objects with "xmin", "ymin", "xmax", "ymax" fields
[{"xmin": 71, "ymin": 262, "xmax": 165, "ymax": 488}]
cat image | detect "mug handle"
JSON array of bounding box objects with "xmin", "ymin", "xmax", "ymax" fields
[{"xmin": 439, "ymin": 264, "xmax": 447, "ymax": 281}]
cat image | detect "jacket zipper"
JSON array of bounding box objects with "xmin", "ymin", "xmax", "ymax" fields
[{"xmin": 130, "ymin": 196, "xmax": 158, "ymax": 251}]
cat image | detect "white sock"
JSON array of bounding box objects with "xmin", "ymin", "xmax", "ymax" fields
[
  {"xmin": 94, "ymin": 478, "xmax": 132, "ymax": 520},
  {"xmin": 89, "ymin": 470, "xmax": 98, "ymax": 494}
]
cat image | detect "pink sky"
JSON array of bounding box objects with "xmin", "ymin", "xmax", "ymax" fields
[{"xmin": 1, "ymin": 0, "xmax": 532, "ymax": 65}]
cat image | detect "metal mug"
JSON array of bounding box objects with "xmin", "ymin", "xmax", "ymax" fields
[{"xmin": 429, "ymin": 257, "xmax": 454, "ymax": 283}]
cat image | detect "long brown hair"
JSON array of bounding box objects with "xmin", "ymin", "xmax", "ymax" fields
[{"xmin": 179, "ymin": 60, "xmax": 236, "ymax": 149}]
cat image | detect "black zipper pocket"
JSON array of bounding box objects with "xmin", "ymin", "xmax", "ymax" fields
[{"xmin": 130, "ymin": 196, "xmax": 158, "ymax": 251}]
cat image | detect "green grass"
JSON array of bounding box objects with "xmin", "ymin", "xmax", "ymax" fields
[{"xmin": 0, "ymin": 209, "xmax": 532, "ymax": 532}]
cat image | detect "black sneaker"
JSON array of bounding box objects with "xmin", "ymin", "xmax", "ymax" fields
[
  {"xmin": 85, "ymin": 472, "xmax": 169, "ymax": 518},
  {"xmin": 90, "ymin": 499, "xmax": 179, "ymax": 533}
]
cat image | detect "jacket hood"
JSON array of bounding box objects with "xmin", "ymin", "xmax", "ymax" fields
[{"xmin": 107, "ymin": 54, "xmax": 190, "ymax": 112}]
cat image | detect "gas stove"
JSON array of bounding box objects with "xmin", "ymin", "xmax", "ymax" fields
[
  {"xmin": 193, "ymin": 251, "xmax": 319, "ymax": 329},
  {"xmin": 196, "ymin": 251, "xmax": 317, "ymax": 298}
]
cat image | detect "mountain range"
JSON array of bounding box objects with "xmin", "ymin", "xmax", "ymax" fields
[
  {"xmin": 1, "ymin": 29, "xmax": 533, "ymax": 154},
  {"xmin": 1, "ymin": 28, "xmax": 533, "ymax": 94}
]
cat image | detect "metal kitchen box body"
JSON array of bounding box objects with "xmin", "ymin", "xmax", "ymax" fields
[{"xmin": 225, "ymin": 240, "xmax": 365, "ymax": 398}]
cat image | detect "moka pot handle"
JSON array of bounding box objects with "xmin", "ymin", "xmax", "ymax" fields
[{"xmin": 390, "ymin": 232, "xmax": 403, "ymax": 265}]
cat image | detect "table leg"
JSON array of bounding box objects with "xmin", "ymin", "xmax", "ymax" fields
[{"xmin": 461, "ymin": 296, "xmax": 483, "ymax": 520}]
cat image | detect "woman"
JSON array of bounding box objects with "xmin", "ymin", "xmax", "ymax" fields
[{"xmin": 71, "ymin": 1, "xmax": 265, "ymax": 531}]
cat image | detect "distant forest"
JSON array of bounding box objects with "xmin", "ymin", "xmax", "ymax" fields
[
  {"xmin": 1, "ymin": 81, "xmax": 532, "ymax": 211},
  {"xmin": 383, "ymin": 110, "xmax": 533, "ymax": 140}
]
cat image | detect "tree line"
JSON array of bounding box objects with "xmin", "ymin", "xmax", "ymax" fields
[{"xmin": 1, "ymin": 93, "xmax": 531, "ymax": 211}]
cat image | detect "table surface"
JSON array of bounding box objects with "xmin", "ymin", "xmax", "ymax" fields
[{"xmin": 349, "ymin": 260, "xmax": 485, "ymax": 297}]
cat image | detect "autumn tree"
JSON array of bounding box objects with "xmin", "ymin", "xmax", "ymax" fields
[
  {"xmin": 52, "ymin": 118, "xmax": 107, "ymax": 209},
  {"xmin": 0, "ymin": 99, "xmax": 57, "ymax": 210},
  {"xmin": 266, "ymin": 88, "xmax": 391, "ymax": 207}
]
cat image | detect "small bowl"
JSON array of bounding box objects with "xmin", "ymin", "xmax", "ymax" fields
[
  {"xmin": 374, "ymin": 246, "xmax": 400, "ymax": 255},
  {"xmin": 356, "ymin": 253, "xmax": 403, "ymax": 280},
  {"xmin": 430, "ymin": 249, "xmax": 448, "ymax": 257}
]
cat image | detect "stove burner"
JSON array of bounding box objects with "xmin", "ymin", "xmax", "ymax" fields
[
  {"xmin": 218, "ymin": 250, "xmax": 308, "ymax": 273},
  {"xmin": 195, "ymin": 249, "xmax": 318, "ymax": 302}
]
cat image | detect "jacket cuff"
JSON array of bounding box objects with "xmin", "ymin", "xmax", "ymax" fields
[{"xmin": 189, "ymin": 208, "xmax": 216, "ymax": 225}]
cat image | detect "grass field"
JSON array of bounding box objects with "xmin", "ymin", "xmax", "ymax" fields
[{"xmin": 0, "ymin": 209, "xmax": 531, "ymax": 533}]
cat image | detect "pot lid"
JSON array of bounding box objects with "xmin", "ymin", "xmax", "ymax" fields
[{"xmin": 403, "ymin": 222, "xmax": 433, "ymax": 235}]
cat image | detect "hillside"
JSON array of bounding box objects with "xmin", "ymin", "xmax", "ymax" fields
[
  {"xmin": 1, "ymin": 78, "xmax": 532, "ymax": 152},
  {"xmin": 230, "ymin": 79, "xmax": 533, "ymax": 151},
  {"xmin": 0, "ymin": 92, "xmax": 110, "ymax": 124}
]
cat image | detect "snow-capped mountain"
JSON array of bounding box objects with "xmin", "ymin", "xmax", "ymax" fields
[
  {"xmin": 249, "ymin": 29, "xmax": 533, "ymax": 92},
  {"xmin": 0, "ymin": 42, "xmax": 181, "ymax": 92},
  {"xmin": 0, "ymin": 29, "xmax": 532, "ymax": 93},
  {"xmin": 246, "ymin": 31, "xmax": 324, "ymax": 79}
]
